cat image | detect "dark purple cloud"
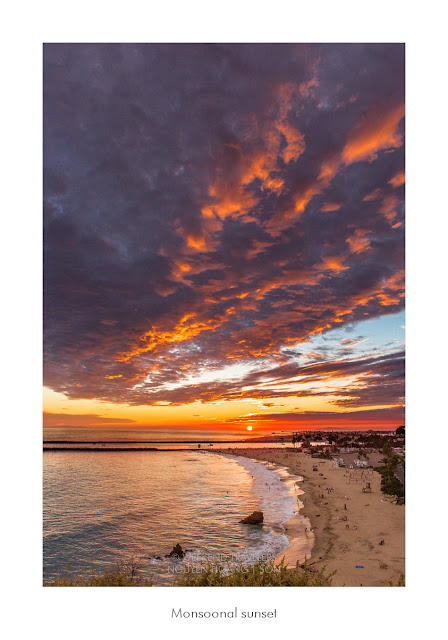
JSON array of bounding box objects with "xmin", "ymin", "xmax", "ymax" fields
[{"xmin": 44, "ymin": 44, "xmax": 405, "ymax": 407}]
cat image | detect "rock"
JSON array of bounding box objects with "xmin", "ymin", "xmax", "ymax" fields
[
  {"xmin": 240, "ymin": 511, "xmax": 264, "ymax": 525},
  {"xmin": 165, "ymin": 543, "xmax": 185, "ymax": 559}
]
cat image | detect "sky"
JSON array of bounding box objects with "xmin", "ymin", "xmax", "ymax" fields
[{"xmin": 43, "ymin": 43, "xmax": 405, "ymax": 435}]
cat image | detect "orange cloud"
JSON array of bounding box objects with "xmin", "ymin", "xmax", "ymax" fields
[
  {"xmin": 299, "ymin": 67, "xmax": 319, "ymax": 99},
  {"xmin": 389, "ymin": 170, "xmax": 405, "ymax": 188},
  {"xmin": 200, "ymin": 83, "xmax": 306, "ymax": 237},
  {"xmin": 116, "ymin": 302, "xmax": 240, "ymax": 364},
  {"xmin": 321, "ymin": 201, "xmax": 341, "ymax": 212},
  {"xmin": 185, "ymin": 233, "xmax": 208, "ymax": 251},
  {"xmin": 363, "ymin": 188, "xmax": 382, "ymax": 202},
  {"xmin": 342, "ymin": 103, "xmax": 405, "ymax": 165},
  {"xmin": 269, "ymin": 102, "xmax": 404, "ymax": 235},
  {"xmin": 340, "ymin": 339, "xmax": 368, "ymax": 348},
  {"xmin": 379, "ymin": 194, "xmax": 400, "ymax": 223},
  {"xmin": 319, "ymin": 255, "xmax": 348, "ymax": 273},
  {"xmin": 364, "ymin": 188, "xmax": 400, "ymax": 224},
  {"xmin": 277, "ymin": 120, "xmax": 306, "ymax": 164},
  {"xmin": 116, "ymin": 313, "xmax": 205, "ymax": 362},
  {"xmin": 347, "ymin": 229, "xmax": 371, "ymax": 254}
]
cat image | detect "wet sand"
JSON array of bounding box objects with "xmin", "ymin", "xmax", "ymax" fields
[{"xmin": 216, "ymin": 447, "xmax": 405, "ymax": 587}]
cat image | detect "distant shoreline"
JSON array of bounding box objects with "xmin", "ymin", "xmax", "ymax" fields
[
  {"xmin": 43, "ymin": 445, "xmax": 272, "ymax": 451},
  {"xmin": 43, "ymin": 440, "xmax": 255, "ymax": 445},
  {"xmin": 44, "ymin": 447, "xmax": 183, "ymax": 451}
]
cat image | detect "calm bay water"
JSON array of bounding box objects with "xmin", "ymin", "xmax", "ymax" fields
[{"xmin": 43, "ymin": 450, "xmax": 297, "ymax": 585}]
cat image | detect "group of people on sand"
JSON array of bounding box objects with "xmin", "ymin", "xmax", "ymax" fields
[{"xmin": 319, "ymin": 486, "xmax": 334, "ymax": 494}]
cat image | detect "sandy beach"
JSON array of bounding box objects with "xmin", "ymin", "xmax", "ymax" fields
[{"xmin": 216, "ymin": 448, "xmax": 405, "ymax": 587}]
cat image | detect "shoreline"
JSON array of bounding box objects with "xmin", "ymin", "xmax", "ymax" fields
[
  {"xmin": 211, "ymin": 449, "xmax": 314, "ymax": 567},
  {"xmin": 214, "ymin": 448, "xmax": 405, "ymax": 586},
  {"xmin": 253, "ymin": 457, "xmax": 315, "ymax": 567}
]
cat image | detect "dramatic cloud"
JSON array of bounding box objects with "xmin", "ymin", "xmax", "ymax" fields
[{"xmin": 44, "ymin": 44, "xmax": 404, "ymax": 422}]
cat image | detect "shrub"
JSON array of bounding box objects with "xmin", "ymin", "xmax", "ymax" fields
[
  {"xmin": 175, "ymin": 559, "xmax": 334, "ymax": 587},
  {"xmin": 375, "ymin": 452, "xmax": 405, "ymax": 499},
  {"xmin": 46, "ymin": 558, "xmax": 153, "ymax": 587}
]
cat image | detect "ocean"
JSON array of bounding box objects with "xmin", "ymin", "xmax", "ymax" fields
[{"xmin": 43, "ymin": 449, "xmax": 301, "ymax": 585}]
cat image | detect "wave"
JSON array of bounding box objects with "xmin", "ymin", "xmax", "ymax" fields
[{"xmin": 214, "ymin": 453, "xmax": 300, "ymax": 561}]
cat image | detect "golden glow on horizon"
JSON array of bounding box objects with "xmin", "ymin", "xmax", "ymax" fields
[{"xmin": 43, "ymin": 383, "xmax": 401, "ymax": 431}]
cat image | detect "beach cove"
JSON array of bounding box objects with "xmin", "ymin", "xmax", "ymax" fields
[{"xmin": 213, "ymin": 448, "xmax": 405, "ymax": 587}]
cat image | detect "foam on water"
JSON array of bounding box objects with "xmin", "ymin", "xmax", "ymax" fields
[{"xmin": 217, "ymin": 453, "xmax": 300, "ymax": 560}]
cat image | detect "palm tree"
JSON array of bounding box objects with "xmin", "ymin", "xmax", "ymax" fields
[{"xmin": 292, "ymin": 432, "xmax": 300, "ymax": 448}]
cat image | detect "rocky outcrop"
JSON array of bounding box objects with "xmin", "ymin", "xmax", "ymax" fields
[
  {"xmin": 165, "ymin": 543, "xmax": 185, "ymax": 559},
  {"xmin": 240, "ymin": 511, "xmax": 264, "ymax": 525}
]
